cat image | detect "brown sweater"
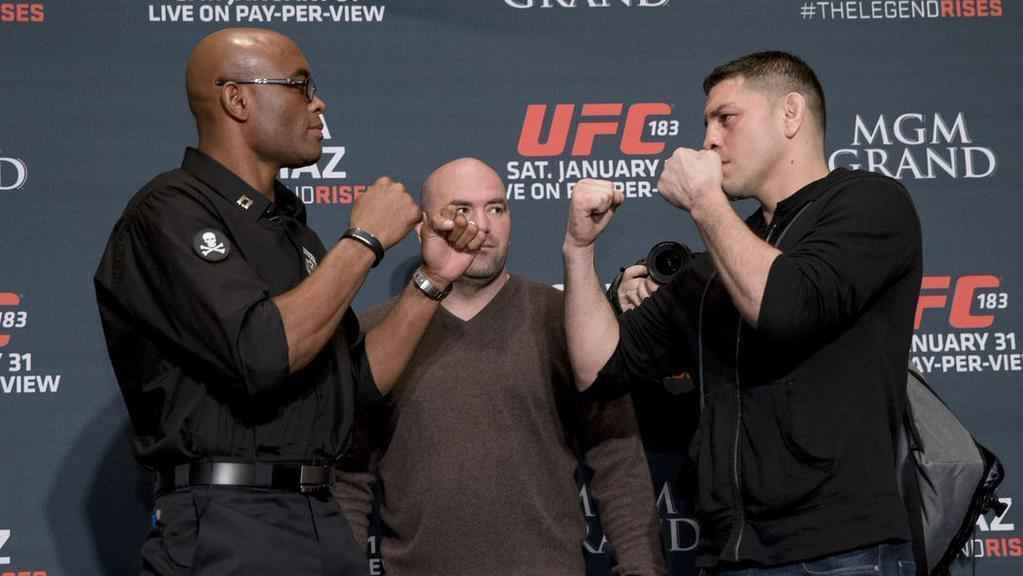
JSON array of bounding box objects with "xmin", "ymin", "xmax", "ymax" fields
[{"xmin": 335, "ymin": 275, "xmax": 664, "ymax": 576}]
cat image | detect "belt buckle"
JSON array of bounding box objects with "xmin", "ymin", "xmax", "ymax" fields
[{"xmin": 298, "ymin": 465, "xmax": 331, "ymax": 495}]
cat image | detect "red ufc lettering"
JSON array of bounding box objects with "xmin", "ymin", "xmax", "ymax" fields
[
  {"xmin": 0, "ymin": 293, "xmax": 20, "ymax": 347},
  {"xmin": 572, "ymin": 103, "xmax": 622, "ymax": 156},
  {"xmin": 914, "ymin": 275, "xmax": 1000, "ymax": 330},
  {"xmin": 517, "ymin": 103, "xmax": 671, "ymax": 157}
]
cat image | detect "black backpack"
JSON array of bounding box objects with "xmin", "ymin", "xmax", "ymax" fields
[{"xmin": 896, "ymin": 368, "xmax": 1006, "ymax": 576}]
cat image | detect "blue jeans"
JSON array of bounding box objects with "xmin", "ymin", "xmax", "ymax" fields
[{"xmin": 709, "ymin": 542, "xmax": 916, "ymax": 576}]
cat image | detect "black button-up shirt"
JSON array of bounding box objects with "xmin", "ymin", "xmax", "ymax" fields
[{"xmin": 95, "ymin": 148, "xmax": 380, "ymax": 467}]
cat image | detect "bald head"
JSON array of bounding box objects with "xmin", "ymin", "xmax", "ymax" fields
[
  {"xmin": 185, "ymin": 28, "xmax": 302, "ymax": 123},
  {"xmin": 422, "ymin": 157, "xmax": 504, "ymax": 211},
  {"xmin": 422, "ymin": 158, "xmax": 511, "ymax": 286}
]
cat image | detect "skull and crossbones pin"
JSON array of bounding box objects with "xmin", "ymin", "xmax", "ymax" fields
[{"xmin": 192, "ymin": 229, "xmax": 231, "ymax": 262}]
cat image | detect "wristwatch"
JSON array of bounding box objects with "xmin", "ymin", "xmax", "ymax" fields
[{"xmin": 411, "ymin": 267, "xmax": 452, "ymax": 301}]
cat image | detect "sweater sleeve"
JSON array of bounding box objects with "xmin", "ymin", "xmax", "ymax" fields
[
  {"xmin": 334, "ymin": 456, "xmax": 375, "ymax": 548},
  {"xmin": 544, "ymin": 281, "xmax": 666, "ymax": 574},
  {"xmin": 584, "ymin": 394, "xmax": 666, "ymax": 576},
  {"xmin": 333, "ymin": 302, "xmax": 395, "ymax": 549}
]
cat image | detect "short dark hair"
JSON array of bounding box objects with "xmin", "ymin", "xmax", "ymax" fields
[{"xmin": 703, "ymin": 51, "xmax": 826, "ymax": 135}]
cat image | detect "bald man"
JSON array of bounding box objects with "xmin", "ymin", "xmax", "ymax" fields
[
  {"xmin": 94, "ymin": 29, "xmax": 484, "ymax": 575},
  {"xmin": 334, "ymin": 158, "xmax": 665, "ymax": 576}
]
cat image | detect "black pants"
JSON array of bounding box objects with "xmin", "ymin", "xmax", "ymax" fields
[{"xmin": 141, "ymin": 486, "xmax": 367, "ymax": 575}]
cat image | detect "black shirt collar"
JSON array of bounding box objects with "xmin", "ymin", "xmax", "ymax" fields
[
  {"xmin": 750, "ymin": 167, "xmax": 850, "ymax": 235},
  {"xmin": 181, "ymin": 147, "xmax": 306, "ymax": 224}
]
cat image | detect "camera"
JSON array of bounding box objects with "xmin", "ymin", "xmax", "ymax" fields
[
  {"xmin": 606, "ymin": 240, "xmax": 692, "ymax": 316},
  {"xmin": 644, "ymin": 240, "xmax": 692, "ymax": 285}
]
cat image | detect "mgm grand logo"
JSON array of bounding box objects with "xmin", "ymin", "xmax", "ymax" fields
[{"xmin": 829, "ymin": 113, "xmax": 996, "ymax": 180}]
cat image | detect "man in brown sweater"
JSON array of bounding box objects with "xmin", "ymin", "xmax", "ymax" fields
[{"xmin": 335, "ymin": 158, "xmax": 665, "ymax": 576}]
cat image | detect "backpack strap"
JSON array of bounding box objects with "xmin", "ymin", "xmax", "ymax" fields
[{"xmin": 897, "ymin": 370, "xmax": 929, "ymax": 576}]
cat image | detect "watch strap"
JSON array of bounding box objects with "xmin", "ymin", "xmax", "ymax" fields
[{"xmin": 411, "ymin": 267, "xmax": 452, "ymax": 301}]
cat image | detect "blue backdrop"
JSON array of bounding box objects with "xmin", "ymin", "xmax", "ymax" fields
[{"xmin": 1, "ymin": 1, "xmax": 1020, "ymax": 574}]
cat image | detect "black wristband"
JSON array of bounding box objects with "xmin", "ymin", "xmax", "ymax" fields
[{"xmin": 339, "ymin": 227, "xmax": 384, "ymax": 268}]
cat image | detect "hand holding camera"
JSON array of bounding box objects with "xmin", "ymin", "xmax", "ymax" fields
[{"xmin": 608, "ymin": 240, "xmax": 692, "ymax": 314}]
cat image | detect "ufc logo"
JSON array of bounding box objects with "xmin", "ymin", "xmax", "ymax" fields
[
  {"xmin": 517, "ymin": 103, "xmax": 671, "ymax": 157},
  {"xmin": 915, "ymin": 275, "xmax": 1002, "ymax": 330}
]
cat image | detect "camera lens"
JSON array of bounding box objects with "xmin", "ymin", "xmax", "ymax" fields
[{"xmin": 646, "ymin": 241, "xmax": 691, "ymax": 285}]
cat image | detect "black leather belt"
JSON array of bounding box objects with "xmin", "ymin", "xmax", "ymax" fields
[{"xmin": 156, "ymin": 462, "xmax": 334, "ymax": 495}]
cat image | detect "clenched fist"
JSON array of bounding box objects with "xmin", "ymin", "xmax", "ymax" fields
[
  {"xmin": 350, "ymin": 177, "xmax": 420, "ymax": 249},
  {"xmin": 420, "ymin": 205, "xmax": 487, "ymax": 284},
  {"xmin": 565, "ymin": 179, "xmax": 624, "ymax": 249},
  {"xmin": 657, "ymin": 148, "xmax": 725, "ymax": 213}
]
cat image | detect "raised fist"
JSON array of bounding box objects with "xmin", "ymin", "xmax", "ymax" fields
[
  {"xmin": 420, "ymin": 205, "xmax": 487, "ymax": 284},
  {"xmin": 565, "ymin": 179, "xmax": 624, "ymax": 249},
  {"xmin": 350, "ymin": 177, "xmax": 420, "ymax": 249},
  {"xmin": 657, "ymin": 147, "xmax": 724, "ymax": 212}
]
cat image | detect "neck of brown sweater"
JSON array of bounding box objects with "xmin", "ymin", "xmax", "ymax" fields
[{"xmin": 442, "ymin": 271, "xmax": 512, "ymax": 321}]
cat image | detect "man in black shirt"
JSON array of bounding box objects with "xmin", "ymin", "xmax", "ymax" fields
[
  {"xmin": 562, "ymin": 51, "xmax": 922, "ymax": 575},
  {"xmin": 94, "ymin": 28, "xmax": 484, "ymax": 575}
]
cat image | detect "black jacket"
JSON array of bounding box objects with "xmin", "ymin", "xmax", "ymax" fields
[{"xmin": 593, "ymin": 169, "xmax": 922, "ymax": 566}]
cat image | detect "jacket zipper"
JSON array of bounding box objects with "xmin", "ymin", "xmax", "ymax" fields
[
  {"xmin": 732, "ymin": 220, "xmax": 777, "ymax": 561},
  {"xmin": 732, "ymin": 319, "xmax": 745, "ymax": 560}
]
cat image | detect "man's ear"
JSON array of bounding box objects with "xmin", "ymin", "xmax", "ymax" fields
[
  {"xmin": 782, "ymin": 91, "xmax": 807, "ymax": 139},
  {"xmin": 220, "ymin": 82, "xmax": 249, "ymax": 122}
]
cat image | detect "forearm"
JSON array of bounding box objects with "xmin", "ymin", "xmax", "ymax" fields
[
  {"xmin": 273, "ymin": 238, "xmax": 375, "ymax": 372},
  {"xmin": 364, "ymin": 275, "xmax": 444, "ymax": 395},
  {"xmin": 692, "ymin": 200, "xmax": 779, "ymax": 327},
  {"xmin": 563, "ymin": 242, "xmax": 620, "ymax": 391}
]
